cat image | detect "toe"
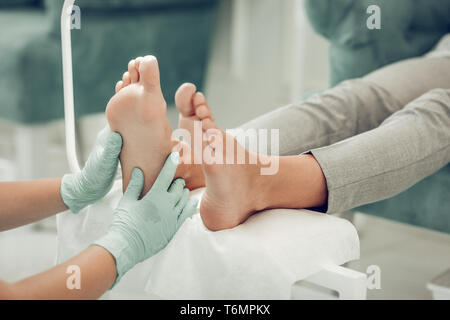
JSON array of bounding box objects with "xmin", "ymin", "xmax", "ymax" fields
[
  {"xmin": 115, "ymin": 80, "xmax": 123, "ymax": 93},
  {"xmin": 196, "ymin": 105, "xmax": 210, "ymax": 119},
  {"xmin": 128, "ymin": 59, "xmax": 139, "ymax": 83},
  {"xmin": 122, "ymin": 71, "xmax": 131, "ymax": 87},
  {"xmin": 175, "ymin": 83, "xmax": 197, "ymax": 116},
  {"xmin": 193, "ymin": 92, "xmax": 207, "ymax": 106},
  {"xmin": 202, "ymin": 118, "xmax": 218, "ymax": 132},
  {"xmin": 193, "ymin": 92, "xmax": 214, "ymax": 120},
  {"xmin": 134, "ymin": 56, "xmax": 143, "ymax": 71},
  {"xmin": 139, "ymin": 55, "xmax": 161, "ymax": 91}
]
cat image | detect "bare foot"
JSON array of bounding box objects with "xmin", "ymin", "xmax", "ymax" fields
[
  {"xmin": 175, "ymin": 86, "xmax": 271, "ymax": 230},
  {"xmin": 199, "ymin": 118, "xmax": 270, "ymax": 231},
  {"xmin": 173, "ymin": 83, "xmax": 216, "ymax": 190},
  {"xmin": 106, "ymin": 55, "xmax": 175, "ymax": 196},
  {"xmin": 175, "ymin": 82, "xmax": 214, "ymax": 140}
]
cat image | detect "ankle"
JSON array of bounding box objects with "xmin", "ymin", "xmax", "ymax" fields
[
  {"xmin": 175, "ymin": 162, "xmax": 204, "ymax": 190},
  {"xmin": 172, "ymin": 140, "xmax": 205, "ymax": 189},
  {"xmin": 260, "ymin": 154, "xmax": 328, "ymax": 210},
  {"xmin": 248, "ymin": 156, "xmax": 276, "ymax": 212}
]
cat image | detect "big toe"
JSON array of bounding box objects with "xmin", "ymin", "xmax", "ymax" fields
[
  {"xmin": 175, "ymin": 83, "xmax": 197, "ymax": 117},
  {"xmin": 139, "ymin": 55, "xmax": 161, "ymax": 91}
]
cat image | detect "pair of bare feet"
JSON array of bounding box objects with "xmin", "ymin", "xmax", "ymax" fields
[{"xmin": 106, "ymin": 56, "xmax": 270, "ymax": 231}]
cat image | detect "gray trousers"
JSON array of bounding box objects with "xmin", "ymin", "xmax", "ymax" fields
[{"xmin": 240, "ymin": 56, "xmax": 450, "ymax": 213}]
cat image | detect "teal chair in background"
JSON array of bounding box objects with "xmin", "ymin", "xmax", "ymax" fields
[
  {"xmin": 0, "ymin": 0, "xmax": 218, "ymax": 179},
  {"xmin": 304, "ymin": 0, "xmax": 450, "ymax": 233}
]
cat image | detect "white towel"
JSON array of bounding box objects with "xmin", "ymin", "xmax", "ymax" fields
[{"xmin": 57, "ymin": 182, "xmax": 359, "ymax": 299}]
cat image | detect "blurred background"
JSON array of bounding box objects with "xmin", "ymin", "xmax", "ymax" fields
[{"xmin": 0, "ymin": 0, "xmax": 449, "ymax": 299}]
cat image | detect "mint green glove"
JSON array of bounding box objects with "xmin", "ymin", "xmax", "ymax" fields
[
  {"xmin": 93, "ymin": 152, "xmax": 198, "ymax": 285},
  {"xmin": 61, "ymin": 126, "xmax": 123, "ymax": 213}
]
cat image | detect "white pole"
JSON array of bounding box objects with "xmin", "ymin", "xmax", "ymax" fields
[
  {"xmin": 290, "ymin": 0, "xmax": 307, "ymax": 103},
  {"xmin": 230, "ymin": 0, "xmax": 249, "ymax": 79},
  {"xmin": 61, "ymin": 0, "xmax": 81, "ymax": 173}
]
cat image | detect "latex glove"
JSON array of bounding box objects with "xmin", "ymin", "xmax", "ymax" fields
[
  {"xmin": 93, "ymin": 152, "xmax": 198, "ymax": 285},
  {"xmin": 60, "ymin": 126, "xmax": 122, "ymax": 213}
]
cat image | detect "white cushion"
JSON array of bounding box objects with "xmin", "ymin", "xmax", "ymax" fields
[{"xmin": 57, "ymin": 183, "xmax": 360, "ymax": 299}]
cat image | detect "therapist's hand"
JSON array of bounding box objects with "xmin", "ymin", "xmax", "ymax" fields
[
  {"xmin": 60, "ymin": 126, "xmax": 123, "ymax": 213},
  {"xmin": 93, "ymin": 152, "xmax": 197, "ymax": 285}
]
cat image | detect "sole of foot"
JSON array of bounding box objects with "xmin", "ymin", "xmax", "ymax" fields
[{"xmin": 106, "ymin": 55, "xmax": 174, "ymax": 196}]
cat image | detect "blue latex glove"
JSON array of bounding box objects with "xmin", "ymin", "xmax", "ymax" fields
[
  {"xmin": 60, "ymin": 126, "xmax": 122, "ymax": 213},
  {"xmin": 93, "ymin": 152, "xmax": 197, "ymax": 285}
]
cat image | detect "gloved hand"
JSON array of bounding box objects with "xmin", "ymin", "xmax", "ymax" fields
[
  {"xmin": 60, "ymin": 126, "xmax": 123, "ymax": 213},
  {"xmin": 93, "ymin": 152, "xmax": 198, "ymax": 285}
]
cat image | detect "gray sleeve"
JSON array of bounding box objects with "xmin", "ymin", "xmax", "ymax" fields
[{"xmin": 310, "ymin": 89, "xmax": 450, "ymax": 213}]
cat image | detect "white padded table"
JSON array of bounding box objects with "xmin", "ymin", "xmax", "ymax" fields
[{"xmin": 57, "ymin": 184, "xmax": 365, "ymax": 300}]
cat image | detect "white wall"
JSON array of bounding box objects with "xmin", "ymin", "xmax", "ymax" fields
[{"xmin": 167, "ymin": 0, "xmax": 329, "ymax": 129}]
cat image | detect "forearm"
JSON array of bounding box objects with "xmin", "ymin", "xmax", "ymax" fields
[
  {"xmin": 0, "ymin": 178, "xmax": 68, "ymax": 231},
  {"xmin": 5, "ymin": 246, "xmax": 116, "ymax": 300}
]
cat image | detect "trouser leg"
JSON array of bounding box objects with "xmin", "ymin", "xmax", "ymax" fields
[
  {"xmin": 240, "ymin": 57, "xmax": 450, "ymax": 156},
  {"xmin": 310, "ymin": 89, "xmax": 450, "ymax": 213}
]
